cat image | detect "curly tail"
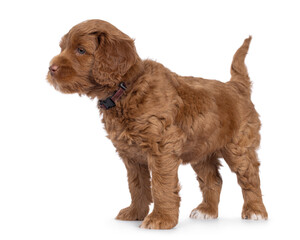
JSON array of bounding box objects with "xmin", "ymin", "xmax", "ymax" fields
[{"xmin": 230, "ymin": 36, "xmax": 252, "ymax": 93}]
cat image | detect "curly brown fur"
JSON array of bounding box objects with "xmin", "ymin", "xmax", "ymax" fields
[{"xmin": 47, "ymin": 19, "xmax": 268, "ymax": 229}]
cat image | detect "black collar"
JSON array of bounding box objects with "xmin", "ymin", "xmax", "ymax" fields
[{"xmin": 98, "ymin": 82, "xmax": 127, "ymax": 110}]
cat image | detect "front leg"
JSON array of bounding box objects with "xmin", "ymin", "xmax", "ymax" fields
[
  {"xmin": 140, "ymin": 153, "xmax": 181, "ymax": 229},
  {"xmin": 137, "ymin": 119, "xmax": 185, "ymax": 229},
  {"xmin": 116, "ymin": 157, "xmax": 152, "ymax": 221}
]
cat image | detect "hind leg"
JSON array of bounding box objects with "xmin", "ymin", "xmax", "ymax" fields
[
  {"xmin": 222, "ymin": 141, "xmax": 268, "ymax": 220},
  {"xmin": 190, "ymin": 154, "xmax": 222, "ymax": 219}
]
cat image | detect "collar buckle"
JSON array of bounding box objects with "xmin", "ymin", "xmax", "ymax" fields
[
  {"xmin": 99, "ymin": 97, "xmax": 116, "ymax": 109},
  {"xmin": 98, "ymin": 82, "xmax": 127, "ymax": 110}
]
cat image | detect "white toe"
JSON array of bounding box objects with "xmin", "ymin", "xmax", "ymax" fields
[
  {"xmin": 190, "ymin": 209, "xmax": 215, "ymax": 220},
  {"xmin": 250, "ymin": 213, "xmax": 264, "ymax": 220}
]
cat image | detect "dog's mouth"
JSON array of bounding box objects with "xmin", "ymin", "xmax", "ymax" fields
[
  {"xmin": 47, "ymin": 72, "xmax": 62, "ymax": 91},
  {"xmin": 47, "ymin": 63, "xmax": 77, "ymax": 90},
  {"xmin": 46, "ymin": 69, "xmax": 92, "ymax": 95}
]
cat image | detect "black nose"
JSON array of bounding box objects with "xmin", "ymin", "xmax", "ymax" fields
[{"xmin": 49, "ymin": 65, "xmax": 59, "ymax": 75}]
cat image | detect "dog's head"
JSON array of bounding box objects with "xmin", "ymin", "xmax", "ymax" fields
[{"xmin": 47, "ymin": 19, "xmax": 139, "ymax": 97}]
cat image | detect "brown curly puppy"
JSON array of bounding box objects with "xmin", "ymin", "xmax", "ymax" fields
[{"xmin": 47, "ymin": 19, "xmax": 268, "ymax": 229}]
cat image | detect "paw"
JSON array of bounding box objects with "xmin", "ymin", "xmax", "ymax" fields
[
  {"xmin": 242, "ymin": 203, "xmax": 268, "ymax": 220},
  {"xmin": 140, "ymin": 212, "xmax": 178, "ymax": 229},
  {"xmin": 190, "ymin": 203, "xmax": 218, "ymax": 220},
  {"xmin": 116, "ymin": 206, "xmax": 149, "ymax": 221}
]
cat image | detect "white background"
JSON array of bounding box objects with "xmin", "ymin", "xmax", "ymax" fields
[{"xmin": 1, "ymin": 0, "xmax": 299, "ymax": 239}]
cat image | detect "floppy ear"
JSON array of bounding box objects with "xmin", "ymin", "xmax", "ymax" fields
[
  {"xmin": 92, "ymin": 33, "xmax": 137, "ymax": 87},
  {"xmin": 59, "ymin": 34, "xmax": 68, "ymax": 50}
]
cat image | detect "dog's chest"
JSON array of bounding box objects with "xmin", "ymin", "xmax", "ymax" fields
[{"xmin": 102, "ymin": 113, "xmax": 147, "ymax": 164}]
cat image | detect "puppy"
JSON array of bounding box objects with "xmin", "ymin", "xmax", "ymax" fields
[{"xmin": 47, "ymin": 19, "xmax": 268, "ymax": 229}]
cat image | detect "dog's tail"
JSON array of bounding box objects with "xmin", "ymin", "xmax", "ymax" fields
[{"xmin": 229, "ymin": 36, "xmax": 252, "ymax": 93}]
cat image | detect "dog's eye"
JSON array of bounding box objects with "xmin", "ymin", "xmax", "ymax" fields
[{"xmin": 77, "ymin": 47, "xmax": 86, "ymax": 55}]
